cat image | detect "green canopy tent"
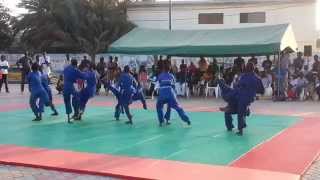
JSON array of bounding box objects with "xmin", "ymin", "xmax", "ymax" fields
[{"xmin": 108, "ymin": 24, "xmax": 297, "ymax": 57}]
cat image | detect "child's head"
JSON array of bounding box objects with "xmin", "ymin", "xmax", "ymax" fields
[{"xmin": 31, "ymin": 63, "xmax": 40, "ymax": 72}]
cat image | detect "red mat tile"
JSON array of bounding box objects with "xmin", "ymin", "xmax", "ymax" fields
[
  {"xmin": 0, "ymin": 145, "xmax": 298, "ymax": 180},
  {"xmin": 232, "ymin": 118, "xmax": 320, "ymax": 175}
]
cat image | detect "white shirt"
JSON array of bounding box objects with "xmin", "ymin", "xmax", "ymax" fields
[
  {"xmin": 39, "ymin": 55, "xmax": 51, "ymax": 75},
  {"xmin": 0, "ymin": 60, "xmax": 9, "ymax": 74}
]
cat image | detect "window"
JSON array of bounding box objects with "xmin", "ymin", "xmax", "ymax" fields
[
  {"xmin": 240, "ymin": 12, "xmax": 266, "ymax": 23},
  {"xmin": 199, "ymin": 13, "xmax": 224, "ymax": 24},
  {"xmin": 317, "ymin": 39, "xmax": 320, "ymax": 49}
]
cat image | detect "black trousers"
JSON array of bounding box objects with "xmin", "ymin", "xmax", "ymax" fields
[
  {"xmin": 21, "ymin": 72, "xmax": 28, "ymax": 92},
  {"xmin": 0, "ymin": 74, "xmax": 9, "ymax": 92}
]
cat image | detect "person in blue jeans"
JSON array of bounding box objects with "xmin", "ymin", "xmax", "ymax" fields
[
  {"xmin": 156, "ymin": 61, "xmax": 191, "ymax": 127},
  {"xmin": 63, "ymin": 59, "xmax": 87, "ymax": 123},
  {"xmin": 28, "ymin": 63, "xmax": 49, "ymax": 121}
]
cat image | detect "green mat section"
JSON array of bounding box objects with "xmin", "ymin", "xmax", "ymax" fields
[{"xmin": 0, "ymin": 107, "xmax": 299, "ymax": 165}]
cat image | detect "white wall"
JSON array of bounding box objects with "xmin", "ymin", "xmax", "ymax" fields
[{"xmin": 128, "ymin": 2, "xmax": 319, "ymax": 53}]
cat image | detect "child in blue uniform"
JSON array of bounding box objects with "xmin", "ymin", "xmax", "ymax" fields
[
  {"xmin": 219, "ymin": 62, "xmax": 262, "ymax": 136},
  {"xmin": 40, "ymin": 68, "xmax": 58, "ymax": 116},
  {"xmin": 116, "ymin": 66, "xmax": 137, "ymax": 125},
  {"xmin": 156, "ymin": 62, "xmax": 191, "ymax": 127},
  {"xmin": 28, "ymin": 63, "xmax": 49, "ymax": 121},
  {"xmin": 78, "ymin": 63, "xmax": 97, "ymax": 120},
  {"xmin": 63, "ymin": 59, "xmax": 87, "ymax": 123},
  {"xmin": 107, "ymin": 82, "xmax": 147, "ymax": 121}
]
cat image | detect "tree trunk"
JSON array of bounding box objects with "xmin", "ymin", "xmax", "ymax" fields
[{"xmin": 89, "ymin": 53, "xmax": 96, "ymax": 64}]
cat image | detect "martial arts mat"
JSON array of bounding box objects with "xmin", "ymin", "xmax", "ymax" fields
[{"xmin": 0, "ymin": 105, "xmax": 317, "ymax": 179}]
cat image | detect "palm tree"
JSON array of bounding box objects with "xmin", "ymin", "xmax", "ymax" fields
[
  {"xmin": 15, "ymin": 0, "xmax": 135, "ymax": 62},
  {"xmin": 0, "ymin": 2, "xmax": 14, "ymax": 50}
]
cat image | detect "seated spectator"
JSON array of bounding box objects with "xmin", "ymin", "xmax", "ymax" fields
[
  {"xmin": 260, "ymin": 71, "xmax": 273, "ymax": 96},
  {"xmin": 176, "ymin": 67, "xmax": 188, "ymax": 97},
  {"xmin": 56, "ymin": 75, "xmax": 64, "ymax": 94},
  {"xmin": 289, "ymin": 73, "xmax": 307, "ymax": 100}
]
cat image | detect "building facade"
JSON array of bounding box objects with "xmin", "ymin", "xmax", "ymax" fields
[{"xmin": 128, "ymin": 0, "xmax": 320, "ymax": 54}]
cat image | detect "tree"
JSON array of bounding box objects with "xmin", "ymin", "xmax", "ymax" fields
[
  {"xmin": 0, "ymin": 2, "xmax": 14, "ymax": 50},
  {"xmin": 16, "ymin": 0, "xmax": 135, "ymax": 62}
]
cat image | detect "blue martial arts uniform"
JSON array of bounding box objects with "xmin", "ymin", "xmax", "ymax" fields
[
  {"xmin": 28, "ymin": 71, "xmax": 49, "ymax": 117},
  {"xmin": 79, "ymin": 71, "xmax": 96, "ymax": 113},
  {"xmin": 108, "ymin": 83, "xmax": 148, "ymax": 120},
  {"xmin": 218, "ymin": 72, "xmax": 260, "ymax": 131},
  {"xmin": 114, "ymin": 73, "xmax": 136, "ymax": 121},
  {"xmin": 63, "ymin": 65, "xmax": 86, "ymax": 115},
  {"xmin": 156, "ymin": 72, "xmax": 190, "ymax": 125},
  {"xmin": 41, "ymin": 73, "xmax": 58, "ymax": 114}
]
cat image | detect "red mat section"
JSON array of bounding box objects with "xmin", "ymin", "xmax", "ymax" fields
[
  {"xmin": 0, "ymin": 145, "xmax": 298, "ymax": 180},
  {"xmin": 232, "ymin": 118, "xmax": 320, "ymax": 175}
]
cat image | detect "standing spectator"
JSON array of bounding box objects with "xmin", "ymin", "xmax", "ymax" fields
[
  {"xmin": 293, "ymin": 52, "xmax": 305, "ymax": 71},
  {"xmin": 180, "ymin": 59, "xmax": 187, "ymax": 73},
  {"xmin": 262, "ymin": 55, "xmax": 273, "ymax": 73},
  {"xmin": 188, "ymin": 62, "xmax": 198, "ymax": 95},
  {"xmin": 248, "ymin": 55, "xmax": 258, "ymax": 65},
  {"xmin": 39, "ymin": 52, "xmax": 51, "ymax": 76},
  {"xmin": 79, "ymin": 55, "xmax": 91, "ymax": 70},
  {"xmin": 312, "ymin": 55, "xmax": 320, "ymax": 72},
  {"xmin": 96, "ymin": 57, "xmax": 107, "ymax": 94},
  {"xmin": 315, "ymin": 74, "xmax": 320, "ymax": 101},
  {"xmin": 138, "ymin": 65, "xmax": 149, "ymax": 93},
  {"xmin": 171, "ymin": 61, "xmax": 178, "ymax": 75},
  {"xmin": 198, "ymin": 57, "xmax": 208, "ymax": 74},
  {"xmin": 0, "ymin": 55, "xmax": 10, "ymax": 93},
  {"xmin": 16, "ymin": 52, "xmax": 32, "ymax": 93},
  {"xmin": 280, "ymin": 51, "xmax": 291, "ymax": 89},
  {"xmin": 234, "ymin": 56, "xmax": 245, "ymax": 72}
]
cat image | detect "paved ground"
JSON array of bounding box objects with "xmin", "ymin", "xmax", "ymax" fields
[
  {"xmin": 0, "ymin": 84, "xmax": 319, "ymax": 179},
  {"xmin": 0, "ymin": 164, "xmax": 117, "ymax": 180}
]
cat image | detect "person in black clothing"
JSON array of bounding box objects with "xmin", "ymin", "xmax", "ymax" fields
[
  {"xmin": 234, "ymin": 56, "xmax": 245, "ymax": 72},
  {"xmin": 262, "ymin": 55, "xmax": 273, "ymax": 73},
  {"xmin": 293, "ymin": 52, "xmax": 305, "ymax": 71},
  {"xmin": 248, "ymin": 55, "xmax": 258, "ymax": 65},
  {"xmin": 79, "ymin": 56, "xmax": 91, "ymax": 70},
  {"xmin": 16, "ymin": 52, "xmax": 32, "ymax": 93},
  {"xmin": 96, "ymin": 57, "xmax": 107, "ymax": 94}
]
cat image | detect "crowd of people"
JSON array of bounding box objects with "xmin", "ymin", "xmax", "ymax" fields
[{"xmin": 1, "ymin": 51, "xmax": 320, "ymax": 102}]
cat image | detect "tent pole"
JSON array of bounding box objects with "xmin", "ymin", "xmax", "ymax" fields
[
  {"xmin": 277, "ymin": 51, "xmax": 281, "ymax": 99},
  {"xmin": 169, "ymin": 0, "xmax": 172, "ymax": 31}
]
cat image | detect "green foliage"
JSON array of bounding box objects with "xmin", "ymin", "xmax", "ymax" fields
[
  {"xmin": 0, "ymin": 2, "xmax": 14, "ymax": 50},
  {"xmin": 15, "ymin": 0, "xmax": 135, "ymax": 61}
]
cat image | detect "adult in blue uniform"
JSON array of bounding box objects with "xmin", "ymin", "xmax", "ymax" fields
[
  {"xmin": 117, "ymin": 66, "xmax": 137, "ymax": 125},
  {"xmin": 79, "ymin": 63, "xmax": 97, "ymax": 120},
  {"xmin": 218, "ymin": 62, "xmax": 262, "ymax": 136},
  {"xmin": 63, "ymin": 59, "xmax": 86, "ymax": 123},
  {"xmin": 40, "ymin": 68, "xmax": 58, "ymax": 116},
  {"xmin": 28, "ymin": 63, "xmax": 49, "ymax": 121},
  {"xmin": 156, "ymin": 62, "xmax": 191, "ymax": 127}
]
